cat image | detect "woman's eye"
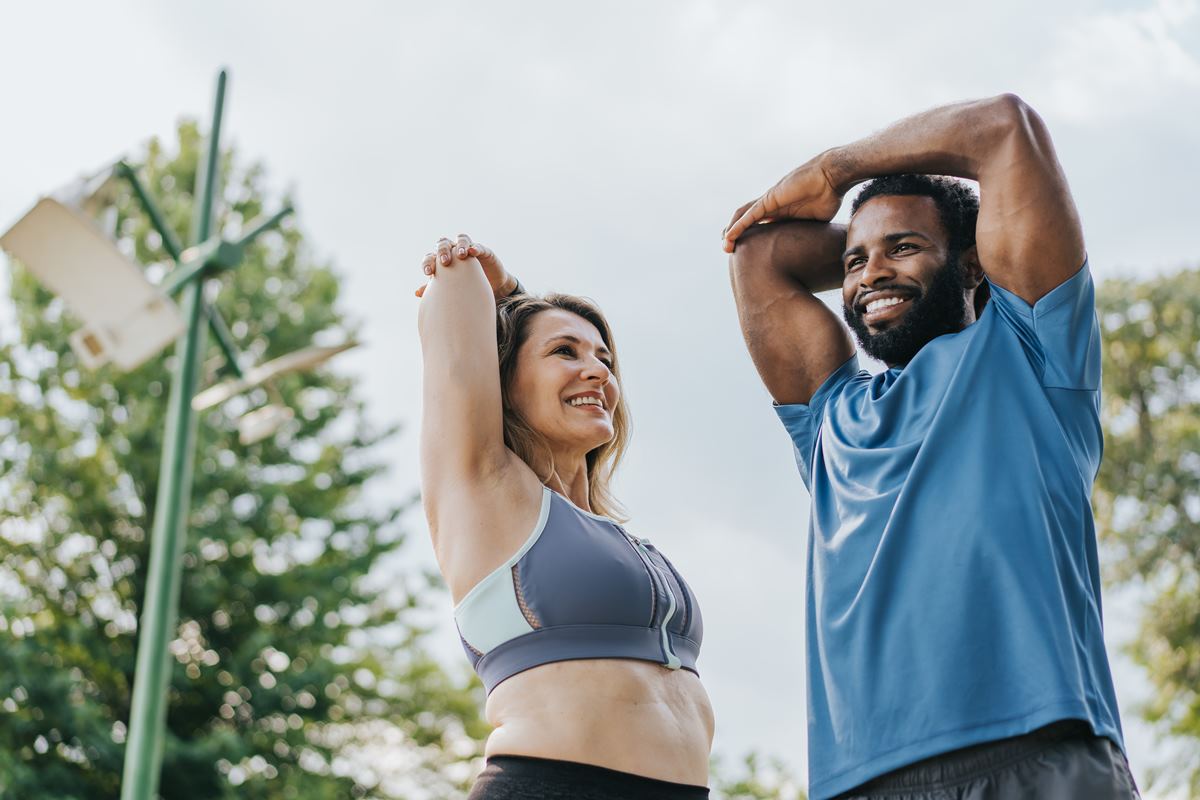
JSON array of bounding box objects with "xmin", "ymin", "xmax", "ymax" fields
[{"xmin": 555, "ymin": 346, "xmax": 574, "ymax": 357}]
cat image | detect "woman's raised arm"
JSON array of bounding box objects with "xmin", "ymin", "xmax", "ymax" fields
[{"xmin": 417, "ymin": 235, "xmax": 516, "ymax": 512}]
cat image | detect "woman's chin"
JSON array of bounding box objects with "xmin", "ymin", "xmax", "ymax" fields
[{"xmin": 543, "ymin": 423, "xmax": 614, "ymax": 454}]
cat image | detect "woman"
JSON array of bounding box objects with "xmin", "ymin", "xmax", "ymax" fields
[{"xmin": 417, "ymin": 233, "xmax": 713, "ymax": 799}]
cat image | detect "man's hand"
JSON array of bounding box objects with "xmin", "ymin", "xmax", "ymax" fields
[
  {"xmin": 415, "ymin": 234, "xmax": 518, "ymax": 299},
  {"xmin": 723, "ymin": 154, "xmax": 844, "ymax": 252}
]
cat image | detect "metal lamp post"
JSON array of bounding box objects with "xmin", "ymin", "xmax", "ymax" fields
[{"xmin": 0, "ymin": 69, "xmax": 354, "ymax": 800}]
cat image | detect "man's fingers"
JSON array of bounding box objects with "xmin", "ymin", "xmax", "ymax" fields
[
  {"xmin": 722, "ymin": 197, "xmax": 767, "ymax": 251},
  {"xmin": 723, "ymin": 200, "xmax": 755, "ymax": 239},
  {"xmin": 728, "ymin": 200, "xmax": 755, "ymax": 229}
]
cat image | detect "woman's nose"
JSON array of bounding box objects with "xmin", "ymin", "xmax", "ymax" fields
[{"xmin": 581, "ymin": 358, "xmax": 610, "ymax": 382}]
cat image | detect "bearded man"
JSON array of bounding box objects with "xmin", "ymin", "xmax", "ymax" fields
[{"xmin": 724, "ymin": 95, "xmax": 1137, "ymax": 800}]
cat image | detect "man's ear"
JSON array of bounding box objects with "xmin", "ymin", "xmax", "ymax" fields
[
  {"xmin": 960, "ymin": 244, "xmax": 984, "ymax": 289},
  {"xmin": 961, "ymin": 244, "xmax": 990, "ymax": 319}
]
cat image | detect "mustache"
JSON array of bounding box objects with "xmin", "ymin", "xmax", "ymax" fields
[{"xmin": 851, "ymin": 284, "xmax": 922, "ymax": 312}]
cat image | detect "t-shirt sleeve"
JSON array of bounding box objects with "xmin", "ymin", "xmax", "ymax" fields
[
  {"xmin": 984, "ymin": 260, "xmax": 1100, "ymax": 391},
  {"xmin": 773, "ymin": 354, "xmax": 861, "ymax": 489}
]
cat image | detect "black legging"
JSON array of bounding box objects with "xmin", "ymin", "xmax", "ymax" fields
[{"xmin": 468, "ymin": 755, "xmax": 710, "ymax": 800}]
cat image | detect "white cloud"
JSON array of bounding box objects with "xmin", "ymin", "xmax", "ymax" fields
[{"xmin": 1047, "ymin": 0, "xmax": 1200, "ymax": 123}]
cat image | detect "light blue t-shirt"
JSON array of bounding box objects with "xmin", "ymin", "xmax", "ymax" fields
[{"xmin": 775, "ymin": 262, "xmax": 1123, "ymax": 800}]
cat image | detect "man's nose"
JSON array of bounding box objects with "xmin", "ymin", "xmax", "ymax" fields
[{"xmin": 860, "ymin": 254, "xmax": 896, "ymax": 287}]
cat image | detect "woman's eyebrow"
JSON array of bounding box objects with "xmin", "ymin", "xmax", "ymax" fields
[{"xmin": 544, "ymin": 334, "xmax": 611, "ymax": 357}]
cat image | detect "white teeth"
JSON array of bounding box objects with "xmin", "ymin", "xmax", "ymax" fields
[
  {"xmin": 568, "ymin": 396, "xmax": 604, "ymax": 409},
  {"xmin": 866, "ymin": 296, "xmax": 907, "ymax": 314}
]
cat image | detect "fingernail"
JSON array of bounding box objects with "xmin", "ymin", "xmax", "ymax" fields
[
  {"xmin": 457, "ymin": 247, "xmax": 466, "ymax": 257},
  {"xmin": 440, "ymin": 253, "xmax": 450, "ymax": 264},
  {"xmin": 424, "ymin": 266, "xmax": 432, "ymax": 275}
]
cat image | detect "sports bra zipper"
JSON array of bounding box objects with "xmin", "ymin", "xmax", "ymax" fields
[{"xmin": 621, "ymin": 529, "xmax": 681, "ymax": 670}]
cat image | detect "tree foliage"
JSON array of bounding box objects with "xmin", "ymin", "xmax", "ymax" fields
[
  {"xmin": 711, "ymin": 752, "xmax": 806, "ymax": 800},
  {"xmin": 0, "ymin": 122, "xmax": 486, "ymax": 799},
  {"xmin": 1094, "ymin": 267, "xmax": 1200, "ymax": 796}
]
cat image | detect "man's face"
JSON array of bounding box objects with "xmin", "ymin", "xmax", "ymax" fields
[{"xmin": 841, "ymin": 194, "xmax": 974, "ymax": 366}]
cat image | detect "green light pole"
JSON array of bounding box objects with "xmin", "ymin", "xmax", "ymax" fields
[
  {"xmin": 108, "ymin": 67, "xmax": 300, "ymax": 799},
  {"xmin": 117, "ymin": 69, "xmax": 234, "ymax": 800}
]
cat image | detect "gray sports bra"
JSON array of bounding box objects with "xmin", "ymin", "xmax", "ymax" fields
[{"xmin": 454, "ymin": 486, "xmax": 704, "ymax": 693}]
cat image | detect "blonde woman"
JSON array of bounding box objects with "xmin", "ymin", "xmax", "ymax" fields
[{"xmin": 417, "ymin": 234, "xmax": 713, "ymax": 799}]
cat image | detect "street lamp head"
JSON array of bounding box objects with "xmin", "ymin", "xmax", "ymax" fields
[
  {"xmin": 190, "ymin": 339, "xmax": 358, "ymax": 446},
  {"xmin": 1, "ymin": 174, "xmax": 184, "ymax": 371},
  {"xmin": 191, "ymin": 340, "xmax": 358, "ymax": 411}
]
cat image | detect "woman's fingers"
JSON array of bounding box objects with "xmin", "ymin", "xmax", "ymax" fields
[
  {"xmin": 455, "ymin": 232, "xmax": 473, "ymax": 259},
  {"xmin": 417, "ymin": 235, "xmax": 487, "ymax": 301}
]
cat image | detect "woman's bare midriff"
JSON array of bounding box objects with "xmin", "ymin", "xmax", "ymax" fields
[{"xmin": 484, "ymin": 658, "xmax": 715, "ymax": 786}]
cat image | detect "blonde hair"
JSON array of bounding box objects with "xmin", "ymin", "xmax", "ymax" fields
[{"xmin": 495, "ymin": 293, "xmax": 630, "ymax": 521}]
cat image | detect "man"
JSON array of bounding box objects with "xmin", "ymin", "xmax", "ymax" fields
[{"xmin": 724, "ymin": 95, "xmax": 1137, "ymax": 799}]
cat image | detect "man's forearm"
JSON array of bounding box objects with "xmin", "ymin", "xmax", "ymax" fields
[
  {"xmin": 731, "ymin": 220, "xmax": 846, "ymax": 294},
  {"xmin": 820, "ymin": 94, "xmax": 1026, "ymax": 193}
]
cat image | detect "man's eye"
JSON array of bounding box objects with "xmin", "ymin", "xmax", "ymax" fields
[
  {"xmin": 894, "ymin": 243, "xmax": 916, "ymax": 253},
  {"xmin": 846, "ymin": 258, "xmax": 865, "ymax": 271}
]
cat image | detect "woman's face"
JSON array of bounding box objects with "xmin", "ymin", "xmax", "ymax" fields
[{"xmin": 509, "ymin": 309, "xmax": 620, "ymax": 459}]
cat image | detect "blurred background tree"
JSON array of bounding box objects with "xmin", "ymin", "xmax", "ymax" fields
[
  {"xmin": 711, "ymin": 752, "xmax": 806, "ymax": 800},
  {"xmin": 0, "ymin": 122, "xmax": 487, "ymax": 799},
  {"xmin": 1094, "ymin": 268, "xmax": 1200, "ymax": 798}
]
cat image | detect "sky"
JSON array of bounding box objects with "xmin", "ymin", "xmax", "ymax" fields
[{"xmin": 1, "ymin": 1, "xmax": 1198, "ymax": 796}]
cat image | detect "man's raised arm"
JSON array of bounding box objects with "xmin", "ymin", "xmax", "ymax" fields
[
  {"xmin": 728, "ymin": 220, "xmax": 854, "ymax": 406},
  {"xmin": 725, "ymin": 94, "xmax": 1084, "ymax": 306}
]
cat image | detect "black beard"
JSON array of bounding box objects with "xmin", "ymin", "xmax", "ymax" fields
[{"xmin": 843, "ymin": 257, "xmax": 970, "ymax": 366}]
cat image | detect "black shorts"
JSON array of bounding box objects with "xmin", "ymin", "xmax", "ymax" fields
[
  {"xmin": 833, "ymin": 720, "xmax": 1139, "ymax": 799},
  {"xmin": 467, "ymin": 755, "xmax": 710, "ymax": 800}
]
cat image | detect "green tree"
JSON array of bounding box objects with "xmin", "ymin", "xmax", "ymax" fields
[
  {"xmin": 1094, "ymin": 267, "xmax": 1200, "ymax": 796},
  {"xmin": 711, "ymin": 752, "xmax": 806, "ymax": 800},
  {"xmin": 0, "ymin": 122, "xmax": 487, "ymax": 799}
]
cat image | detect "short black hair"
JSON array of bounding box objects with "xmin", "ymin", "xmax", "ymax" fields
[
  {"xmin": 850, "ymin": 174, "xmax": 979, "ymax": 256},
  {"xmin": 851, "ymin": 174, "xmax": 987, "ymax": 315}
]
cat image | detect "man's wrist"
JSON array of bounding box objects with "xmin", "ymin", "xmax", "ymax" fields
[{"xmin": 818, "ymin": 147, "xmax": 857, "ymax": 197}]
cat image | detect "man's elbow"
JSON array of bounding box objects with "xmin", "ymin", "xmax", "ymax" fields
[
  {"xmin": 728, "ymin": 225, "xmax": 776, "ymax": 279},
  {"xmin": 987, "ymin": 93, "xmax": 1051, "ymax": 152}
]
